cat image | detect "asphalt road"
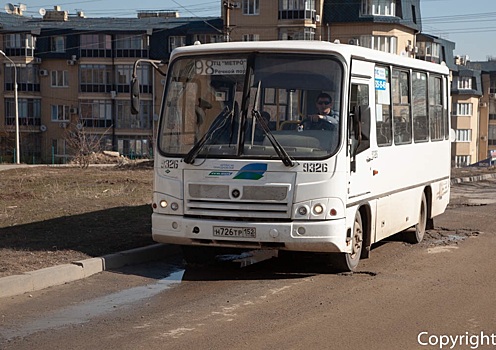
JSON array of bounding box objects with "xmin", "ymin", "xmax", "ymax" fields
[{"xmin": 1, "ymin": 180, "xmax": 495, "ymax": 350}]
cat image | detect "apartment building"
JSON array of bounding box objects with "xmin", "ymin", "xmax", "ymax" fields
[
  {"xmin": 0, "ymin": 6, "xmax": 223, "ymax": 163},
  {"xmin": 466, "ymin": 60, "xmax": 496, "ymax": 163},
  {"xmin": 450, "ymin": 61, "xmax": 482, "ymax": 167},
  {"xmin": 225, "ymin": 0, "xmax": 454, "ymax": 66}
]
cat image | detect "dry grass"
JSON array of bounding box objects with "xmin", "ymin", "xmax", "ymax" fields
[{"xmin": 0, "ymin": 163, "xmax": 155, "ymax": 278}]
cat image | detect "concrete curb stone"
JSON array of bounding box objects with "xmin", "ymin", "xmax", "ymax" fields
[
  {"xmin": 450, "ymin": 172, "xmax": 496, "ymax": 185},
  {"xmin": 0, "ymin": 243, "xmax": 181, "ymax": 299}
]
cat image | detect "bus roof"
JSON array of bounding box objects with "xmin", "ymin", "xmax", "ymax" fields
[{"xmin": 170, "ymin": 40, "xmax": 450, "ymax": 75}]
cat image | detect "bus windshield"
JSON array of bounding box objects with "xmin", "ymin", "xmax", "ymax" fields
[{"xmin": 159, "ymin": 53, "xmax": 343, "ymax": 161}]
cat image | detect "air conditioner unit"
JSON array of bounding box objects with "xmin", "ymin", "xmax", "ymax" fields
[
  {"xmin": 481, "ymin": 136, "xmax": 488, "ymax": 141},
  {"xmin": 479, "ymin": 101, "xmax": 487, "ymax": 108},
  {"xmin": 39, "ymin": 69, "xmax": 49, "ymax": 76},
  {"xmin": 489, "ymin": 93, "xmax": 496, "ymax": 99},
  {"xmin": 232, "ymin": 2, "xmax": 241, "ymax": 8},
  {"xmin": 67, "ymin": 60, "xmax": 75, "ymax": 66},
  {"xmin": 60, "ymin": 122, "xmax": 67, "ymax": 128},
  {"xmin": 33, "ymin": 57, "xmax": 42, "ymax": 64},
  {"xmin": 348, "ymin": 38, "xmax": 359, "ymax": 46},
  {"xmin": 39, "ymin": 124, "xmax": 47, "ymax": 132},
  {"xmin": 70, "ymin": 107, "xmax": 78, "ymax": 114},
  {"xmin": 315, "ymin": 14, "xmax": 320, "ymax": 22},
  {"xmin": 110, "ymin": 91, "xmax": 117, "ymax": 99}
]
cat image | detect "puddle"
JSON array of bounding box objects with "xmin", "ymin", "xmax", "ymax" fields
[{"xmin": 0, "ymin": 269, "xmax": 184, "ymax": 341}]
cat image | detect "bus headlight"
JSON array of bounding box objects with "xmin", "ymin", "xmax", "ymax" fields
[
  {"xmin": 159, "ymin": 200, "xmax": 168, "ymax": 208},
  {"xmin": 312, "ymin": 203, "xmax": 324, "ymax": 215}
]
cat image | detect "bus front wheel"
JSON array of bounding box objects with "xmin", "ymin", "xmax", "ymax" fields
[
  {"xmin": 330, "ymin": 210, "xmax": 363, "ymax": 272},
  {"xmin": 408, "ymin": 192, "xmax": 427, "ymax": 244}
]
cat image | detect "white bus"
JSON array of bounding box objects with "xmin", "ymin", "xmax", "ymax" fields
[{"xmin": 133, "ymin": 40, "xmax": 451, "ymax": 271}]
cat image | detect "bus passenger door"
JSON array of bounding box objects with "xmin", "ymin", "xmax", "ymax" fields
[{"xmin": 348, "ymin": 78, "xmax": 376, "ymax": 204}]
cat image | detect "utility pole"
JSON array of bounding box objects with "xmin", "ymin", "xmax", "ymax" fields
[{"xmin": 223, "ymin": 1, "xmax": 234, "ymax": 42}]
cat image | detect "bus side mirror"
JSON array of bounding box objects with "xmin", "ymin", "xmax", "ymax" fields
[{"xmin": 130, "ymin": 76, "xmax": 140, "ymax": 115}]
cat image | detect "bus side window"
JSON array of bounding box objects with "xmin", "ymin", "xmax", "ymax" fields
[
  {"xmin": 350, "ymin": 83, "xmax": 370, "ymax": 154},
  {"xmin": 392, "ymin": 69, "xmax": 412, "ymax": 145},
  {"xmin": 375, "ymin": 66, "xmax": 392, "ymax": 146}
]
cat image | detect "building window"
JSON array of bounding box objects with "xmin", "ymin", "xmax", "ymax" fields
[
  {"xmin": 115, "ymin": 64, "xmax": 152, "ymax": 93},
  {"xmin": 5, "ymin": 33, "xmax": 36, "ymax": 54},
  {"xmin": 242, "ymin": 34, "xmax": 260, "ymax": 41},
  {"xmin": 80, "ymin": 64, "xmax": 112, "ymax": 93},
  {"xmin": 243, "ymin": 0, "xmax": 259, "ymax": 15},
  {"xmin": 279, "ymin": 27, "xmax": 315, "ymax": 40},
  {"xmin": 5, "ymin": 98, "xmax": 41, "ymax": 126},
  {"xmin": 51, "ymin": 105, "xmax": 70, "ymax": 121},
  {"xmin": 489, "ymin": 79, "xmax": 496, "ymax": 94},
  {"xmin": 361, "ymin": 0, "xmax": 396, "ymax": 16},
  {"xmin": 114, "ymin": 34, "xmax": 149, "ymax": 58},
  {"xmin": 456, "ymin": 129, "xmax": 471, "ymax": 142},
  {"xmin": 457, "ymin": 77, "xmax": 473, "ymax": 90},
  {"xmin": 117, "ymin": 137, "xmax": 152, "ymax": 158},
  {"xmin": 417, "ymin": 42, "xmax": 441, "ymax": 63},
  {"xmin": 360, "ymin": 35, "xmax": 397, "ymax": 54},
  {"xmin": 79, "ymin": 100, "xmax": 112, "ymax": 128},
  {"xmin": 51, "ymin": 70, "xmax": 69, "ymax": 87},
  {"xmin": 80, "ymin": 34, "xmax": 111, "ymax": 57},
  {"xmin": 116, "ymin": 100, "xmax": 153, "ymax": 129},
  {"xmin": 490, "ymin": 101, "xmax": 496, "ymax": 120},
  {"xmin": 279, "ymin": 0, "xmax": 316, "ymax": 20},
  {"xmin": 455, "ymin": 155, "xmax": 471, "ymax": 167},
  {"xmin": 51, "ymin": 36, "xmax": 66, "ymax": 52},
  {"xmin": 194, "ymin": 34, "xmax": 223, "ymax": 44},
  {"xmin": 4, "ymin": 64, "xmax": 40, "ymax": 92},
  {"xmin": 489, "ymin": 125, "xmax": 496, "ymax": 146},
  {"xmin": 454, "ymin": 103, "xmax": 473, "ymax": 116},
  {"xmin": 169, "ymin": 36, "xmax": 186, "ymax": 52}
]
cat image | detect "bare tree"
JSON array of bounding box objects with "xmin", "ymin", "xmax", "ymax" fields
[{"xmin": 64, "ymin": 123, "xmax": 111, "ymax": 168}]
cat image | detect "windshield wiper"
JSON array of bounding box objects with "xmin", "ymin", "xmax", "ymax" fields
[
  {"xmin": 251, "ymin": 81, "xmax": 294, "ymax": 167},
  {"xmin": 184, "ymin": 106, "xmax": 231, "ymax": 164}
]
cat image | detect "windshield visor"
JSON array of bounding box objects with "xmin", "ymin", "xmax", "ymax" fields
[{"xmin": 159, "ymin": 53, "xmax": 343, "ymax": 159}]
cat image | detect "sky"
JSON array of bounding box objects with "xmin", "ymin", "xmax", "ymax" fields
[{"xmin": 11, "ymin": 0, "xmax": 496, "ymax": 62}]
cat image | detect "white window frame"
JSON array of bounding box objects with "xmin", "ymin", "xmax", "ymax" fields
[
  {"xmin": 51, "ymin": 70, "xmax": 69, "ymax": 87},
  {"xmin": 361, "ymin": 0, "xmax": 396, "ymax": 16},
  {"xmin": 455, "ymin": 103, "xmax": 473, "ymax": 116},
  {"xmin": 51, "ymin": 36, "xmax": 66, "ymax": 52},
  {"xmin": 360, "ymin": 35, "xmax": 397, "ymax": 54},
  {"xmin": 455, "ymin": 155, "xmax": 471, "ymax": 168},
  {"xmin": 455, "ymin": 129, "xmax": 471, "ymax": 142},
  {"xmin": 457, "ymin": 77, "xmax": 472, "ymax": 90},
  {"xmin": 169, "ymin": 36, "xmax": 186, "ymax": 52},
  {"xmin": 243, "ymin": 0, "xmax": 260, "ymax": 15},
  {"xmin": 51, "ymin": 104, "xmax": 70, "ymax": 121},
  {"xmin": 242, "ymin": 34, "xmax": 260, "ymax": 41}
]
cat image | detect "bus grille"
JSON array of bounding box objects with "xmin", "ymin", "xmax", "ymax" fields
[{"xmin": 185, "ymin": 183, "xmax": 292, "ymax": 219}]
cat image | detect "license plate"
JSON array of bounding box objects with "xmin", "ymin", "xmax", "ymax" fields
[{"xmin": 213, "ymin": 226, "xmax": 256, "ymax": 238}]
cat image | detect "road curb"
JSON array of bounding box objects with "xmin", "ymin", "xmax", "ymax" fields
[
  {"xmin": 450, "ymin": 172, "xmax": 496, "ymax": 185},
  {"xmin": 0, "ymin": 243, "xmax": 181, "ymax": 299}
]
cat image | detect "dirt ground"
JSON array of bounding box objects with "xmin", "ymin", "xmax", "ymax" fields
[
  {"xmin": 0, "ymin": 162, "xmax": 155, "ymax": 278},
  {"xmin": 1, "ymin": 162, "xmax": 495, "ymax": 278}
]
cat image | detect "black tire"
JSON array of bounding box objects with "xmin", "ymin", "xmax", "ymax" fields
[
  {"xmin": 330, "ymin": 210, "xmax": 363, "ymax": 272},
  {"xmin": 407, "ymin": 192, "xmax": 427, "ymax": 244}
]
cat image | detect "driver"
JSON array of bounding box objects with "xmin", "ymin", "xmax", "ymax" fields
[{"xmin": 300, "ymin": 93, "xmax": 338, "ymax": 130}]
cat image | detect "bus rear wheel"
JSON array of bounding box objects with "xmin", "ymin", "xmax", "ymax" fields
[
  {"xmin": 408, "ymin": 192, "xmax": 427, "ymax": 244},
  {"xmin": 330, "ymin": 210, "xmax": 363, "ymax": 272}
]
